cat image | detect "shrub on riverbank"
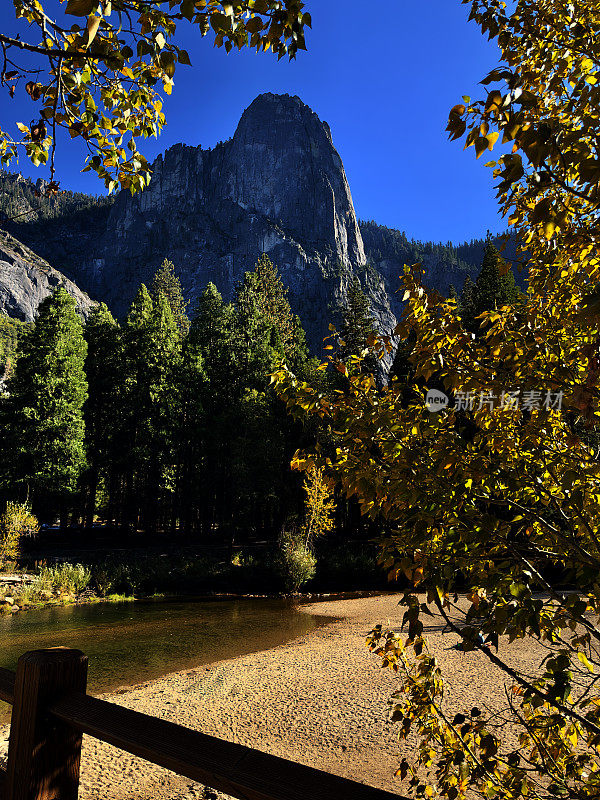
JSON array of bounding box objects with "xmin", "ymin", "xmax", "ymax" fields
[
  {"xmin": 276, "ymin": 531, "xmax": 317, "ymax": 592},
  {"xmin": 36, "ymin": 563, "xmax": 92, "ymax": 594},
  {"xmin": 0, "ymin": 502, "xmax": 39, "ymax": 570},
  {"xmin": 0, "ymin": 562, "xmax": 92, "ymax": 614}
]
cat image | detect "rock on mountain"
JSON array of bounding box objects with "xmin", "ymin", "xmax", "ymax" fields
[
  {"xmin": 0, "ymin": 229, "xmax": 94, "ymax": 321},
  {"xmin": 38, "ymin": 93, "xmax": 397, "ymax": 353}
]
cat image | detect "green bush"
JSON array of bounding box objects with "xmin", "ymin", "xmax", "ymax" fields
[
  {"xmin": 37, "ymin": 563, "xmax": 91, "ymax": 595},
  {"xmin": 277, "ymin": 531, "xmax": 317, "ymax": 592},
  {"xmin": 90, "ymin": 554, "xmax": 223, "ymax": 597},
  {"xmin": 17, "ymin": 581, "xmax": 46, "ymax": 604}
]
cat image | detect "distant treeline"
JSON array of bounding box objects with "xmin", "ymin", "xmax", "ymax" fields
[
  {"xmin": 360, "ymin": 220, "xmax": 527, "ymax": 293},
  {"xmin": 360, "ymin": 219, "xmax": 483, "ymax": 272},
  {"xmin": 0, "ymin": 171, "xmax": 112, "ymax": 224}
]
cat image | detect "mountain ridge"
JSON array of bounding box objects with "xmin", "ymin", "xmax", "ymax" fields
[
  {"xmin": 22, "ymin": 91, "xmax": 398, "ymax": 354},
  {"xmin": 0, "ymin": 93, "xmax": 500, "ymax": 343}
]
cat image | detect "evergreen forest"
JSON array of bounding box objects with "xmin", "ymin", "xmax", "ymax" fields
[{"xmin": 0, "ymin": 243, "xmax": 519, "ymax": 547}]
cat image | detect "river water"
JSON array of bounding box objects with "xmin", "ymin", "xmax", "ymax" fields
[{"xmin": 0, "ymin": 597, "xmax": 326, "ymax": 723}]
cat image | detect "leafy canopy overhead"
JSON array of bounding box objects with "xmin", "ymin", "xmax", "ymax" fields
[
  {"xmin": 274, "ymin": 1, "xmax": 600, "ymax": 799},
  {"xmin": 1, "ymin": 0, "xmax": 311, "ymax": 194},
  {"xmin": 447, "ymin": 0, "xmax": 600, "ymax": 277}
]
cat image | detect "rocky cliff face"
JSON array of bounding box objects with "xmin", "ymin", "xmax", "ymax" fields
[
  {"xmin": 2, "ymin": 94, "xmax": 498, "ymax": 352},
  {"xmin": 0, "ymin": 230, "xmax": 94, "ymax": 321},
  {"xmin": 61, "ymin": 93, "xmax": 396, "ymax": 353}
]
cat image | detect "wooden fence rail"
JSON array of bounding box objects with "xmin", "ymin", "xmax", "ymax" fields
[{"xmin": 0, "ymin": 649, "xmax": 407, "ymax": 800}]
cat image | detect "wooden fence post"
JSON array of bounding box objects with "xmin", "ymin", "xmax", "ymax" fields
[{"xmin": 5, "ymin": 648, "xmax": 88, "ymax": 800}]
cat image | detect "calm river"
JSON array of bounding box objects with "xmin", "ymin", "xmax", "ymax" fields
[{"xmin": 0, "ymin": 598, "xmax": 326, "ymax": 722}]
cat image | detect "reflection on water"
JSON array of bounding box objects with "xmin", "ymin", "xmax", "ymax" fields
[{"xmin": 0, "ymin": 598, "xmax": 323, "ymax": 723}]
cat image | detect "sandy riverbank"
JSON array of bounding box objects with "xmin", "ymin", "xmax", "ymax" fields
[{"xmin": 0, "ymin": 594, "xmax": 544, "ymax": 800}]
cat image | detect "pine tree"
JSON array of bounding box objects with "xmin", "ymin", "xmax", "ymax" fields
[
  {"xmin": 120, "ymin": 283, "xmax": 154, "ymax": 522},
  {"xmin": 151, "ymin": 258, "xmax": 190, "ymax": 337},
  {"xmin": 338, "ymin": 276, "xmax": 377, "ymax": 365},
  {"xmin": 182, "ymin": 269, "xmax": 310, "ymax": 540},
  {"xmin": 176, "ymin": 298, "xmax": 212, "ymax": 535},
  {"xmin": 126, "ymin": 283, "xmax": 154, "ymax": 335},
  {"xmin": 188, "ymin": 283, "xmax": 235, "ymax": 394},
  {"xmin": 253, "ymin": 254, "xmax": 307, "ymax": 367},
  {"xmin": 235, "ymin": 270, "xmax": 277, "ymax": 390},
  {"xmin": 202, "ymin": 273, "xmax": 277, "ymax": 534},
  {"xmin": 231, "ymin": 262, "xmax": 310, "ymax": 535},
  {"xmin": 1, "ymin": 288, "xmax": 88, "ymax": 521},
  {"xmin": 459, "ymin": 274, "xmax": 477, "ymax": 331},
  {"xmin": 144, "ymin": 293, "xmax": 182, "ymax": 532},
  {"xmin": 83, "ymin": 303, "xmax": 122, "ymax": 527},
  {"xmin": 182, "ymin": 284, "xmax": 236, "ymax": 535},
  {"xmin": 118, "ymin": 285, "xmax": 182, "ymax": 531},
  {"xmin": 459, "ymin": 243, "xmax": 521, "ymax": 333},
  {"xmin": 472, "ymin": 242, "xmax": 521, "ymax": 319}
]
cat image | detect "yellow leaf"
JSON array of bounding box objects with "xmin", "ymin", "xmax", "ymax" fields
[
  {"xmin": 86, "ymin": 14, "xmax": 101, "ymax": 45},
  {"xmin": 475, "ymin": 136, "xmax": 489, "ymax": 158},
  {"xmin": 578, "ymin": 651, "xmax": 595, "ymax": 672},
  {"xmin": 569, "ymin": 729, "xmax": 578, "ymax": 747}
]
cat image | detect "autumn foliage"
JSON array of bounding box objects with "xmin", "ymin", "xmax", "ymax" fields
[{"xmin": 274, "ymin": 1, "xmax": 600, "ymax": 797}]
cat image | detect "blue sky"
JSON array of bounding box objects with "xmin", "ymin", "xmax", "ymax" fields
[{"xmin": 6, "ymin": 1, "xmax": 505, "ymax": 244}]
